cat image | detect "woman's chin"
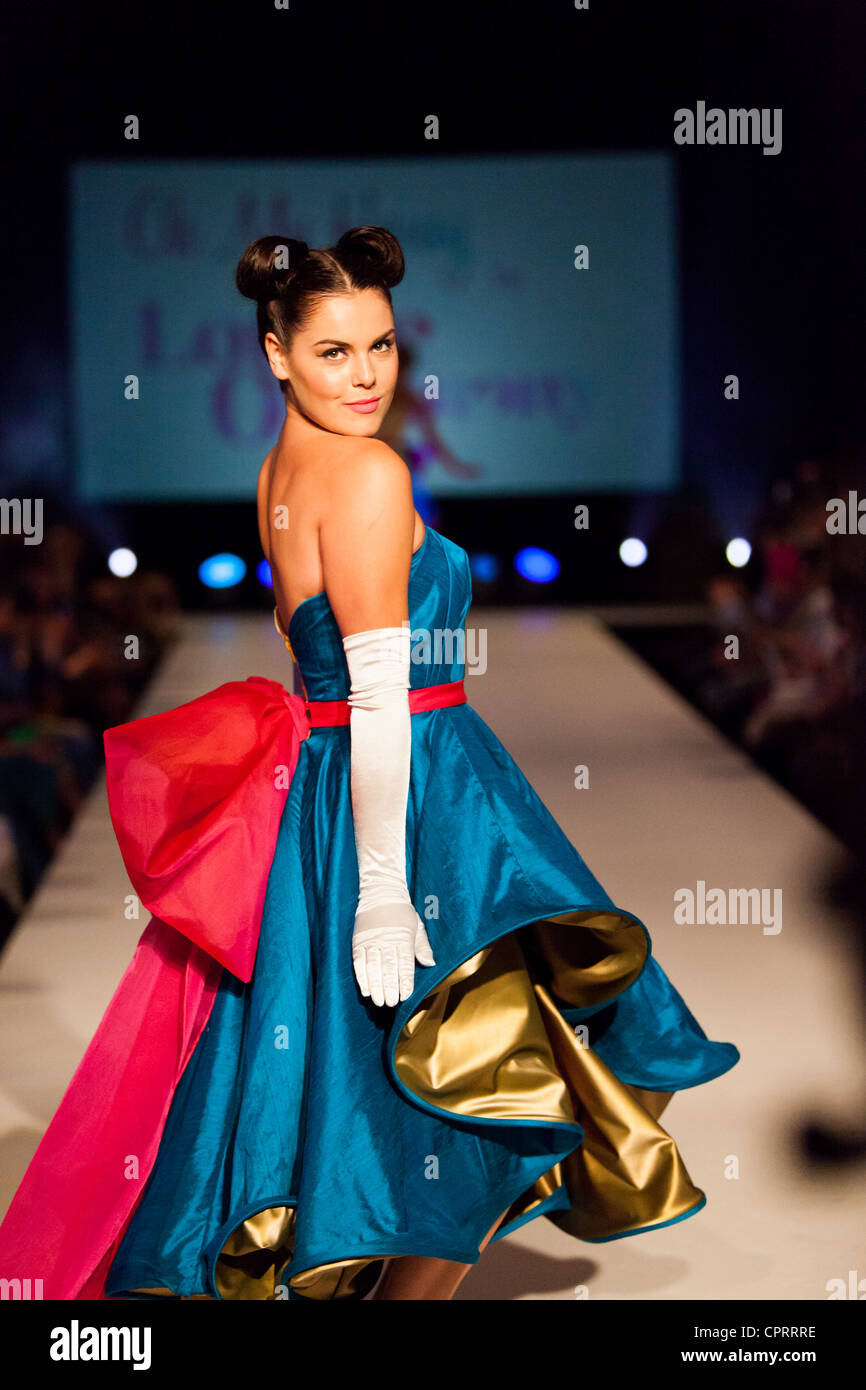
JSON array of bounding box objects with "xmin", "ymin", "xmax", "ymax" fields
[
  {"xmin": 294, "ymin": 401, "xmax": 387, "ymax": 437},
  {"xmin": 332, "ymin": 414, "xmax": 382, "ymax": 437}
]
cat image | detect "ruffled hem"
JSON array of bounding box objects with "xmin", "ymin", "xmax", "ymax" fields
[{"xmin": 108, "ymin": 898, "xmax": 736, "ymax": 1301}]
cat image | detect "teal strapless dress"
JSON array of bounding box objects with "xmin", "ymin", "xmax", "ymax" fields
[{"xmin": 105, "ymin": 525, "xmax": 739, "ymax": 1301}]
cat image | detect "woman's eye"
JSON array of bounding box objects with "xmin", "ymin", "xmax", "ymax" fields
[{"xmin": 321, "ymin": 340, "xmax": 394, "ymax": 360}]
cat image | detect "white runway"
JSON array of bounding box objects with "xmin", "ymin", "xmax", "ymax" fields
[{"xmin": 1, "ymin": 606, "xmax": 863, "ymax": 1301}]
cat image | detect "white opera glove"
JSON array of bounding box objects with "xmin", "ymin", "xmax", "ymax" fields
[{"xmin": 342, "ymin": 625, "xmax": 436, "ymax": 1008}]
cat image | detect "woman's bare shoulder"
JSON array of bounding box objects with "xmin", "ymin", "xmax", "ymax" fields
[
  {"xmin": 326, "ymin": 435, "xmax": 410, "ymax": 494},
  {"xmin": 324, "ymin": 441, "xmax": 412, "ymax": 540}
]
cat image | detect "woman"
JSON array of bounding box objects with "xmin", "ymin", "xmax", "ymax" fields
[{"xmin": 0, "ymin": 226, "xmax": 739, "ymax": 1302}]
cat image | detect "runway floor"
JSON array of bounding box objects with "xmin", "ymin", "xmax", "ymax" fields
[{"xmin": 1, "ymin": 605, "xmax": 863, "ymax": 1301}]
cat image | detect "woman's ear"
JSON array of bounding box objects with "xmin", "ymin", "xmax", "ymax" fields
[{"xmin": 264, "ymin": 331, "xmax": 291, "ymax": 384}]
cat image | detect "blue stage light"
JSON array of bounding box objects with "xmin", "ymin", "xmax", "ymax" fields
[
  {"xmin": 198, "ymin": 553, "xmax": 247, "ymax": 589},
  {"xmin": 514, "ymin": 547, "xmax": 560, "ymax": 584},
  {"xmin": 469, "ymin": 553, "xmax": 500, "ymax": 583},
  {"xmin": 257, "ymin": 558, "xmax": 273, "ymax": 588}
]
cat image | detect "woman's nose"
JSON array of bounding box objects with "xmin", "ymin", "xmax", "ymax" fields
[{"xmin": 353, "ymin": 358, "xmax": 375, "ymax": 383}]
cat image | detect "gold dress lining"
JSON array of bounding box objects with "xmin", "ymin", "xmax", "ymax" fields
[
  {"xmin": 126, "ymin": 906, "xmax": 703, "ymax": 1301},
  {"xmin": 274, "ymin": 605, "xmax": 297, "ymax": 664}
]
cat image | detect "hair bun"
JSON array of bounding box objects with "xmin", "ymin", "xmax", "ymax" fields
[
  {"xmin": 235, "ymin": 235, "xmax": 310, "ymax": 302},
  {"xmin": 334, "ymin": 226, "xmax": 405, "ymax": 290}
]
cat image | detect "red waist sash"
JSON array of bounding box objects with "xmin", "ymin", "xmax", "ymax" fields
[{"xmin": 305, "ymin": 677, "xmax": 467, "ymax": 726}]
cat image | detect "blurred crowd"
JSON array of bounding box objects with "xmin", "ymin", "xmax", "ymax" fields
[
  {"xmin": 0, "ymin": 516, "xmax": 180, "ymax": 946},
  {"xmin": 697, "ymin": 459, "xmax": 866, "ymax": 853}
]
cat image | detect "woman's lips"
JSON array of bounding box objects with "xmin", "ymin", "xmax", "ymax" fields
[{"xmin": 345, "ymin": 398, "xmax": 380, "ymax": 414}]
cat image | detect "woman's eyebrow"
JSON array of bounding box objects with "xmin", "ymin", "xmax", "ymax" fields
[{"xmin": 312, "ymin": 330, "xmax": 396, "ymax": 347}]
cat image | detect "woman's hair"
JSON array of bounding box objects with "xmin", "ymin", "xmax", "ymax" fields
[{"xmin": 236, "ymin": 226, "xmax": 405, "ymax": 393}]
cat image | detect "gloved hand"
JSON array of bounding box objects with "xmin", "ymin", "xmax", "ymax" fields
[
  {"xmin": 342, "ymin": 625, "xmax": 436, "ymax": 1007},
  {"xmin": 352, "ymin": 899, "xmax": 435, "ymax": 1008}
]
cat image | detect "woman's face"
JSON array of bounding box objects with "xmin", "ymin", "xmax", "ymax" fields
[{"xmin": 265, "ymin": 289, "xmax": 398, "ymax": 436}]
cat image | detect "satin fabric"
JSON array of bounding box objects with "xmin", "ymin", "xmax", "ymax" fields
[
  {"xmin": 97, "ymin": 526, "xmax": 739, "ymax": 1301},
  {"xmin": 102, "ymin": 670, "xmax": 467, "ymax": 980},
  {"xmin": 103, "ymin": 676, "xmax": 309, "ymax": 981},
  {"xmin": 0, "ymin": 918, "xmax": 223, "ymax": 1300},
  {"xmin": 0, "ymin": 661, "xmax": 465, "ymax": 1298}
]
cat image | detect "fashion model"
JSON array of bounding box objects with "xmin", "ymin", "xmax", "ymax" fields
[{"xmin": 0, "ymin": 226, "xmax": 740, "ymax": 1301}]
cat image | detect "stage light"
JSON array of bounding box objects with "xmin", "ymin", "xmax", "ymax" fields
[
  {"xmin": 469, "ymin": 553, "xmax": 500, "ymax": 583},
  {"xmin": 198, "ymin": 553, "xmax": 247, "ymax": 589},
  {"xmin": 515, "ymin": 547, "xmax": 560, "ymax": 584},
  {"xmin": 619, "ymin": 538, "xmax": 647, "ymax": 567},
  {"xmin": 257, "ymin": 558, "xmax": 273, "ymax": 588},
  {"xmin": 108, "ymin": 548, "xmax": 137, "ymax": 578},
  {"xmin": 726, "ymin": 538, "xmax": 751, "ymax": 568}
]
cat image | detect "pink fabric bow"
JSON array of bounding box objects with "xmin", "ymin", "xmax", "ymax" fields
[
  {"xmin": 0, "ymin": 677, "xmax": 309, "ymax": 1299},
  {"xmin": 104, "ymin": 676, "xmax": 310, "ymax": 982}
]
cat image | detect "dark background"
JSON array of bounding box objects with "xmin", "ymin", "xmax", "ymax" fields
[{"xmin": 1, "ymin": 0, "xmax": 863, "ymax": 604}]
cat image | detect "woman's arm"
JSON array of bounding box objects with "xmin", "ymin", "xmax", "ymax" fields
[
  {"xmin": 320, "ymin": 441, "xmax": 435, "ymax": 1008},
  {"xmin": 317, "ymin": 439, "xmax": 415, "ymax": 637}
]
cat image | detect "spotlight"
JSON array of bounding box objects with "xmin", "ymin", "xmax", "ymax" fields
[
  {"xmin": 108, "ymin": 548, "xmax": 137, "ymax": 578},
  {"xmin": 619, "ymin": 538, "xmax": 647, "ymax": 568},
  {"xmin": 198, "ymin": 553, "xmax": 247, "ymax": 589},
  {"xmin": 469, "ymin": 553, "xmax": 499, "ymax": 583},
  {"xmin": 726, "ymin": 538, "xmax": 751, "ymax": 568},
  {"xmin": 257, "ymin": 558, "xmax": 273, "ymax": 588},
  {"xmin": 515, "ymin": 547, "xmax": 560, "ymax": 584}
]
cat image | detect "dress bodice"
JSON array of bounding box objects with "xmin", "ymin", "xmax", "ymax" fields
[{"xmin": 272, "ymin": 526, "xmax": 473, "ymax": 702}]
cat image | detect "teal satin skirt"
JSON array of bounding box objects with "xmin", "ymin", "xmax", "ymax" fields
[{"xmin": 105, "ymin": 703, "xmax": 740, "ymax": 1300}]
